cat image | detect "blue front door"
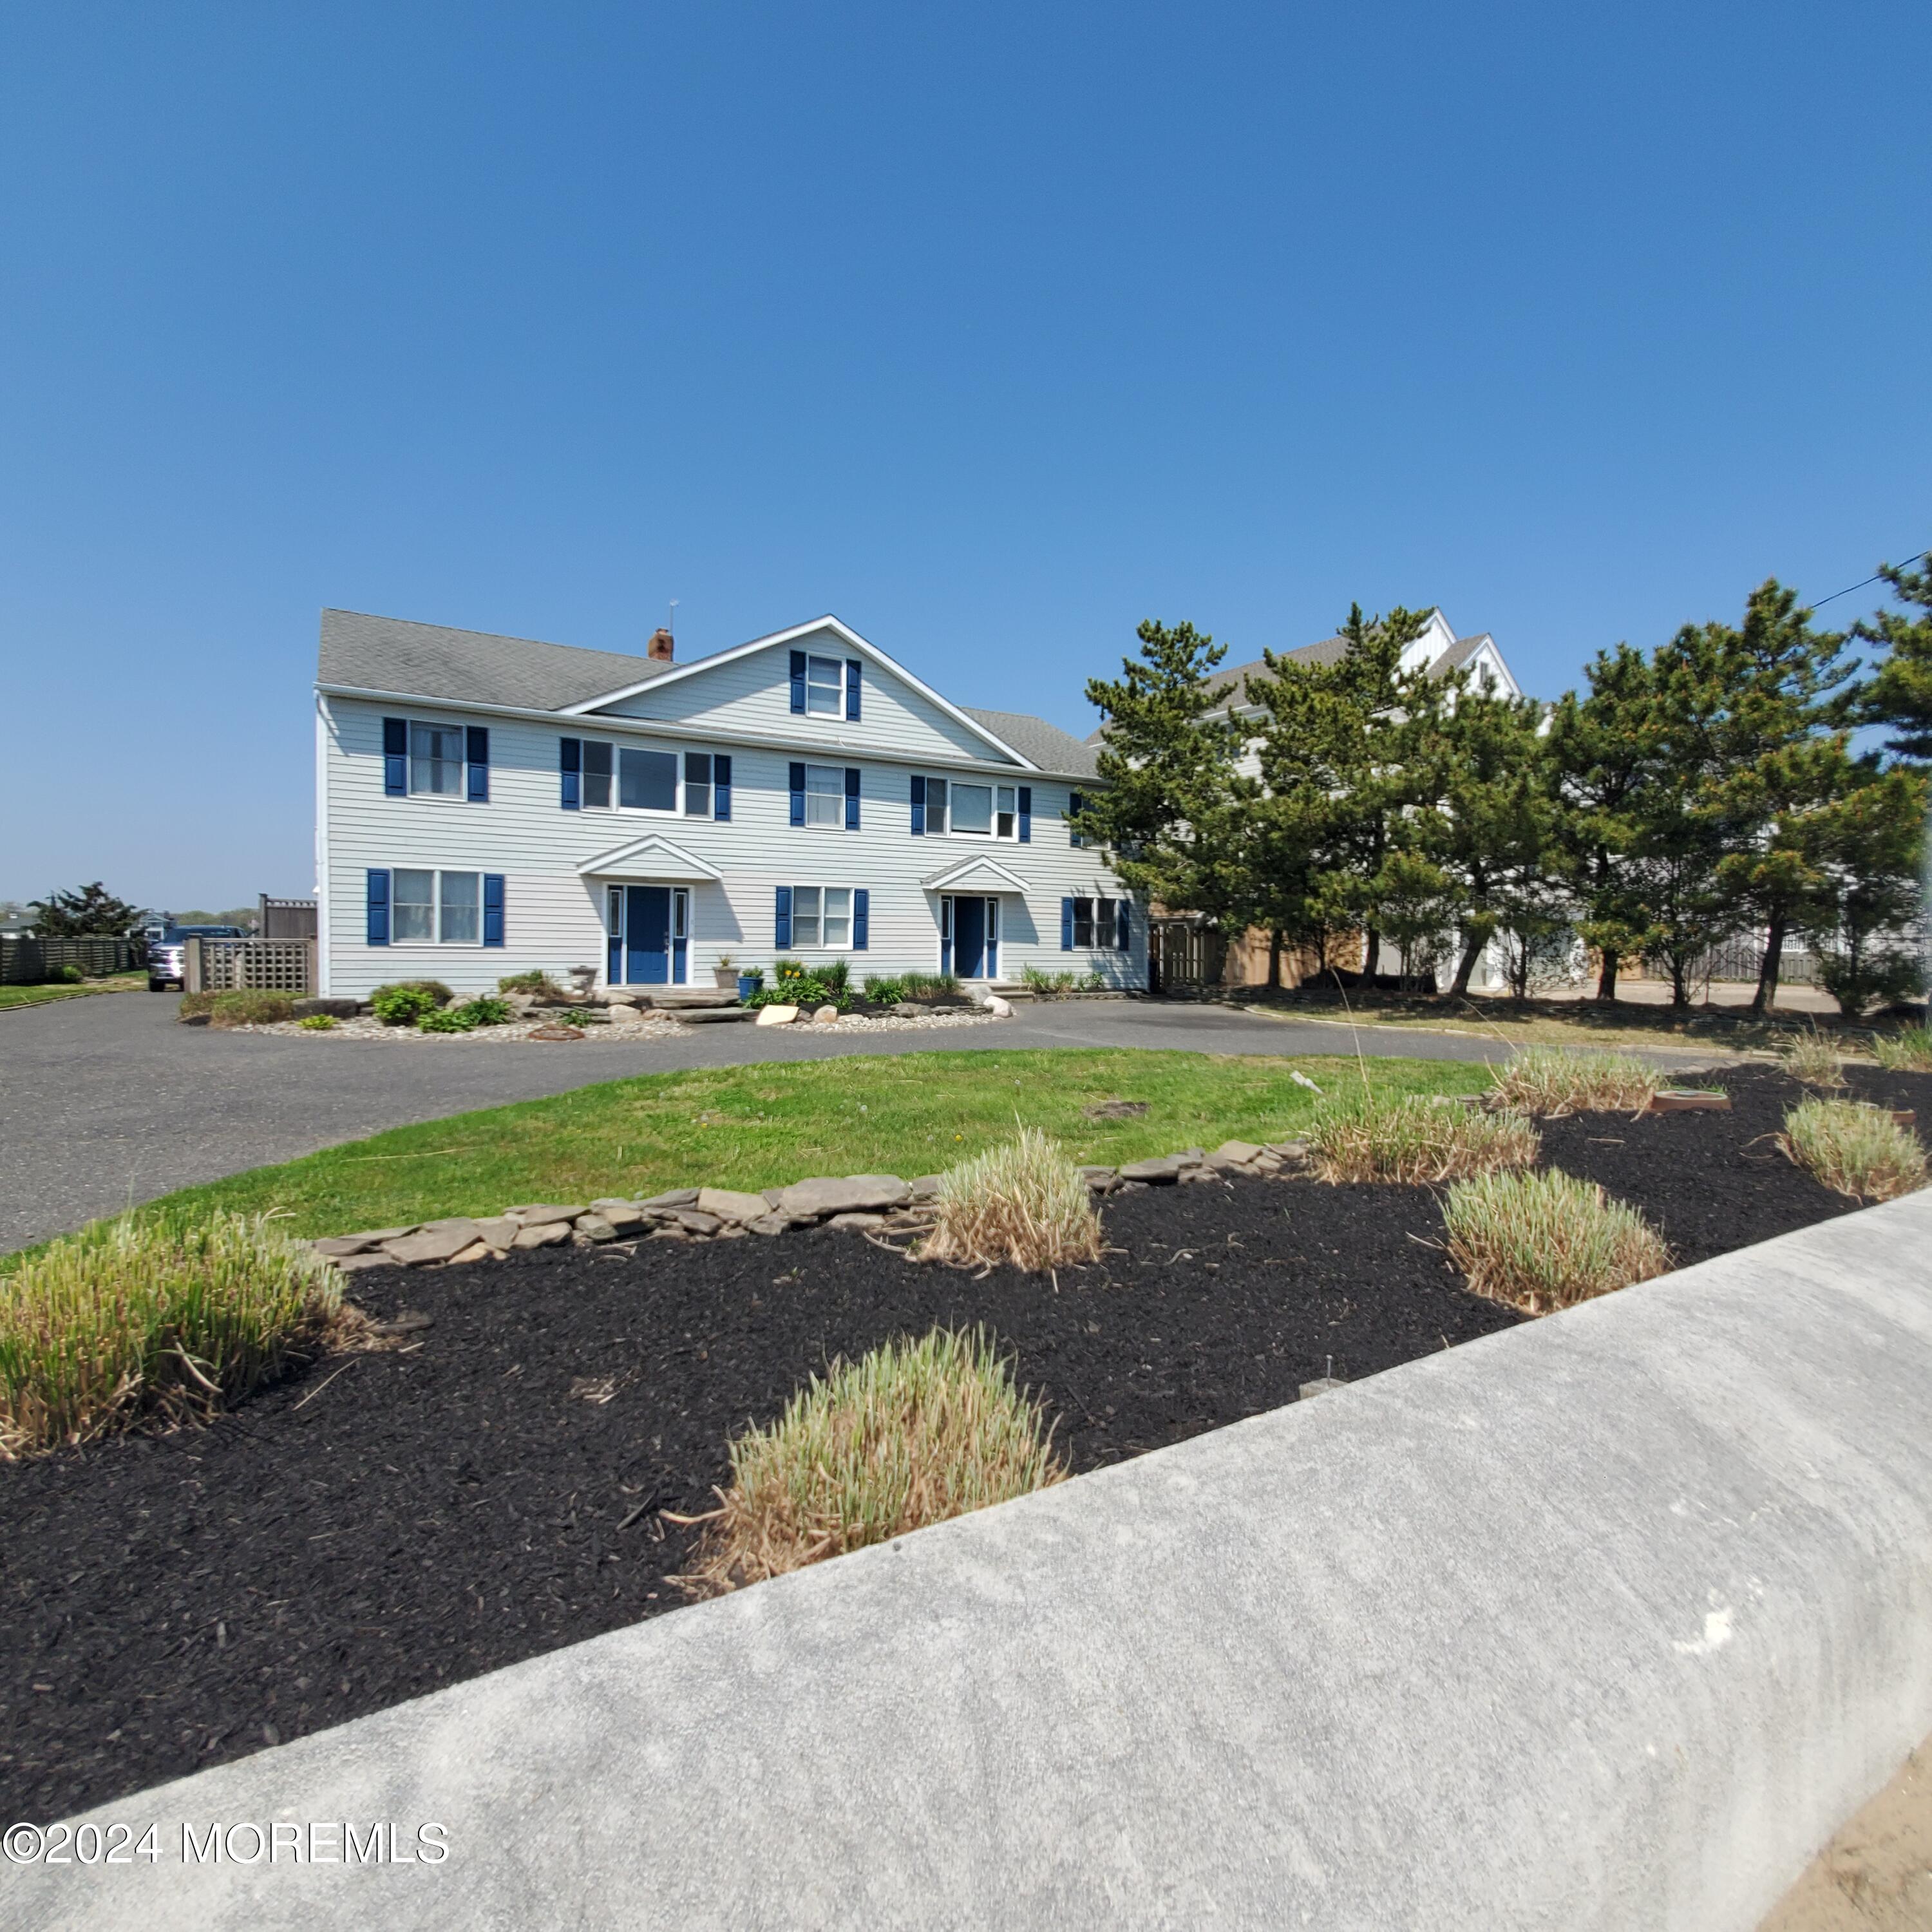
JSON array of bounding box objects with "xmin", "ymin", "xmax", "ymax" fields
[
  {"xmin": 952, "ymin": 895, "xmax": 985, "ymax": 979},
  {"xmin": 607, "ymin": 886, "xmax": 689, "ymax": 985}
]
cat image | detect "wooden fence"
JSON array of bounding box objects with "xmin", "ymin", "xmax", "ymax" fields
[
  {"xmin": 0, "ymin": 936, "xmax": 144, "ymax": 984},
  {"xmin": 259, "ymin": 895, "xmax": 318, "ymax": 940},
  {"xmin": 185, "ymin": 937, "xmax": 317, "ymax": 995}
]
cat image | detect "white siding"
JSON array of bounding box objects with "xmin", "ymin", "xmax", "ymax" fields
[
  {"xmin": 320, "ymin": 697, "xmax": 1140, "ymax": 998},
  {"xmin": 591, "ymin": 630, "xmax": 1010, "ymax": 767}
]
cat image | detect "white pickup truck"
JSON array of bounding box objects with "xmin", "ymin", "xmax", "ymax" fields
[{"xmin": 146, "ymin": 923, "xmax": 247, "ymax": 991}]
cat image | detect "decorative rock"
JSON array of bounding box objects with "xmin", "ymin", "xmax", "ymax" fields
[
  {"xmin": 673, "ymin": 1007, "xmax": 755, "ymax": 1023},
  {"xmin": 1083, "ymin": 1100, "xmax": 1149, "ymax": 1120},
  {"xmin": 1077, "ymin": 1165, "xmax": 1118, "ymax": 1193},
  {"xmin": 1265, "ymin": 1141, "xmax": 1311, "ymax": 1168},
  {"xmin": 827, "ymin": 1212, "xmax": 886, "ymax": 1231},
  {"xmin": 332, "ymin": 1252, "xmax": 395, "ymax": 1273},
  {"xmin": 506, "ymin": 1204, "xmax": 587, "ymax": 1227},
  {"xmin": 813, "ymin": 1005, "xmax": 840, "ymax": 1023},
  {"xmin": 1178, "ymin": 1166, "xmax": 1220, "ymax": 1185},
  {"xmin": 381, "ymin": 1225, "xmax": 482, "ymax": 1266},
  {"xmin": 1117, "ymin": 1155, "xmax": 1184, "ymax": 1184},
  {"xmin": 449, "ymin": 1241, "xmax": 494, "ymax": 1264},
  {"xmin": 527, "ymin": 1025, "xmax": 586, "ymax": 1042},
  {"xmin": 639, "ymin": 1188, "xmax": 700, "ymax": 1210},
  {"xmin": 574, "ymin": 1214, "xmax": 619, "ymax": 1242},
  {"xmin": 907, "ymin": 1175, "xmax": 943, "ymax": 1202},
  {"xmin": 471, "ymin": 1217, "xmax": 520, "ymax": 1251},
  {"xmin": 1646, "ymin": 1090, "xmax": 1732, "ymax": 1113},
  {"xmin": 587, "ymin": 1199, "xmax": 647, "ymax": 1229},
  {"xmin": 891, "ymin": 1002, "xmax": 931, "ymax": 1018},
  {"xmin": 636, "ymin": 988, "xmax": 737, "ymax": 1009},
  {"xmin": 762, "ymin": 1187, "xmax": 788, "ymax": 1208},
  {"xmin": 747, "ymin": 1213, "xmax": 800, "ymax": 1236},
  {"xmin": 674, "ymin": 1209, "xmax": 724, "ymax": 1235},
  {"xmin": 649, "ymin": 1227, "xmax": 692, "ymax": 1242},
  {"xmin": 985, "ymin": 996, "xmax": 1013, "ymax": 1017},
  {"xmin": 511, "ymin": 1220, "xmax": 572, "ymax": 1250},
  {"xmin": 697, "ymin": 1187, "xmax": 776, "ymax": 1225},
  {"xmin": 1209, "ymin": 1140, "xmax": 1265, "ymax": 1168},
  {"xmin": 292, "ymin": 997, "xmax": 360, "ymax": 1020},
  {"xmin": 755, "ymin": 1004, "xmax": 800, "ymax": 1027},
  {"xmin": 778, "ymin": 1175, "xmax": 912, "ymax": 1218},
  {"xmin": 311, "ymin": 1232, "xmax": 400, "ymax": 1258}
]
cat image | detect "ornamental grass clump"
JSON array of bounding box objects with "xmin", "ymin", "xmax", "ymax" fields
[
  {"xmin": 0, "ymin": 1213, "xmax": 344, "ymax": 1456},
  {"xmin": 1444, "ymin": 1170, "xmax": 1672, "ymax": 1314},
  {"xmin": 1309, "ymin": 1094, "xmax": 1540, "ymax": 1184},
  {"xmin": 920, "ymin": 1127, "xmax": 1104, "ymax": 1271},
  {"xmin": 675, "ymin": 1327, "xmax": 1066, "ymax": 1593},
  {"xmin": 1872, "ymin": 1025, "xmax": 1932, "ymax": 1074},
  {"xmin": 1487, "ymin": 1047, "xmax": 1660, "ymax": 1117},
  {"xmin": 1776, "ymin": 1029, "xmax": 1848, "ymax": 1089},
  {"xmin": 1779, "ymin": 1099, "xmax": 1928, "ymax": 1203}
]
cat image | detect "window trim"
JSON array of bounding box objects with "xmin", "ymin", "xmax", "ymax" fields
[
  {"xmin": 785, "ymin": 883, "xmax": 858, "ymax": 951},
  {"xmin": 801, "ymin": 763, "xmax": 847, "ymax": 829},
  {"xmin": 388, "ymin": 867, "xmax": 486, "ymax": 947},
  {"xmin": 570, "ymin": 737, "xmax": 729, "ymax": 820},
  {"xmin": 804, "ymin": 654, "xmax": 844, "ymax": 717},
  {"xmin": 918, "ymin": 773, "xmax": 1019, "ymax": 841}
]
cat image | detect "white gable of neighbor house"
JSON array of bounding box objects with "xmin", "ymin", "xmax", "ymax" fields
[
  {"xmin": 588, "ymin": 627, "xmax": 1016, "ymax": 767},
  {"xmin": 1400, "ymin": 608, "xmax": 1461, "ymax": 673}
]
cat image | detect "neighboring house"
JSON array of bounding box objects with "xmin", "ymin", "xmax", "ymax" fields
[
  {"xmin": 313, "ymin": 610, "xmax": 1141, "ymax": 999},
  {"xmin": 1118, "ymin": 611, "xmax": 1534, "ymax": 992}
]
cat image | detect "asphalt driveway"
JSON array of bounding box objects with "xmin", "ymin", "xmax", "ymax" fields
[{"xmin": 0, "ymin": 990, "xmax": 1692, "ymax": 1253}]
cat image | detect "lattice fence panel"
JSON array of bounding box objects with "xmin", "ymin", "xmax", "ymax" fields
[{"xmin": 189, "ymin": 939, "xmax": 315, "ymax": 994}]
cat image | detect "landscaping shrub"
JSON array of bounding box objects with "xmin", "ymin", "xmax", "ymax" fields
[
  {"xmin": 901, "ymin": 971, "xmax": 961, "ymax": 999},
  {"xmin": 1444, "ymin": 1170, "xmax": 1672, "ymax": 1314},
  {"xmin": 1779, "ymin": 1099, "xmax": 1928, "ymax": 1202},
  {"xmin": 370, "ymin": 981, "xmax": 451, "ymax": 1026},
  {"xmin": 674, "ymin": 1327, "xmax": 1065, "ymax": 1593},
  {"xmin": 862, "ymin": 974, "xmax": 909, "ymax": 1006},
  {"xmin": 0, "ymin": 1213, "xmax": 343, "ymax": 1455},
  {"xmin": 178, "ymin": 992, "xmax": 218, "ymax": 1020},
  {"xmin": 48, "ymin": 964, "xmax": 84, "ymax": 985},
  {"xmin": 298, "ymin": 1013, "xmax": 337, "ymax": 1031},
  {"xmin": 497, "ymin": 971, "xmax": 569, "ymax": 1001},
  {"xmin": 749, "ymin": 961, "xmax": 851, "ymax": 1011},
  {"xmin": 1021, "ymin": 965, "xmax": 1077, "ymax": 996},
  {"xmin": 1487, "ymin": 1047, "xmax": 1660, "ymax": 1117},
  {"xmin": 1776, "ymin": 1028, "xmax": 1847, "ymax": 1089},
  {"xmin": 417, "ymin": 995, "xmax": 514, "ymax": 1034},
  {"xmin": 1873, "ymin": 1025, "xmax": 1932, "ymax": 1074},
  {"xmin": 461, "ymin": 995, "xmax": 513, "ymax": 1026},
  {"xmin": 1309, "ymin": 1094, "xmax": 1540, "ymax": 1184},
  {"xmin": 920, "ymin": 1128, "xmax": 1105, "ymax": 1271},
  {"xmin": 207, "ymin": 991, "xmax": 296, "ymax": 1028}
]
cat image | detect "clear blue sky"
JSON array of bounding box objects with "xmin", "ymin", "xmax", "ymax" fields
[{"xmin": 3, "ymin": 2, "xmax": 1926, "ymax": 910}]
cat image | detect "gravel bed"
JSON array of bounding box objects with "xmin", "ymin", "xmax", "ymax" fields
[{"xmin": 237, "ymin": 1009, "xmax": 1004, "ymax": 1043}]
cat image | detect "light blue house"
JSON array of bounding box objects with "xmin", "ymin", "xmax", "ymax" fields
[{"xmin": 313, "ymin": 610, "xmax": 1141, "ymax": 998}]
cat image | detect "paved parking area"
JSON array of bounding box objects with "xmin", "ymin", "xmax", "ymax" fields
[{"xmin": 0, "ymin": 990, "xmax": 1704, "ymax": 1253}]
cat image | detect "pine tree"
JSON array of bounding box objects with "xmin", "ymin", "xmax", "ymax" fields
[
  {"xmin": 1802, "ymin": 759, "xmax": 1928, "ymax": 1014},
  {"xmin": 28, "ymin": 882, "xmax": 148, "ymax": 937},
  {"xmin": 1853, "ymin": 547, "xmax": 1932, "ymax": 762}
]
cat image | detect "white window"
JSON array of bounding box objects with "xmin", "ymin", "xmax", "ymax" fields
[
  {"xmin": 790, "ymin": 885, "xmax": 853, "ymax": 949},
  {"xmin": 392, "ymin": 869, "xmax": 480, "ymax": 944},
  {"xmin": 578, "ymin": 740, "xmax": 724, "ymax": 816},
  {"xmin": 806, "ymin": 655, "xmax": 844, "ymax": 716},
  {"xmin": 804, "ymin": 764, "xmax": 845, "ymax": 828},
  {"xmin": 410, "ymin": 723, "xmax": 464, "ymax": 796},
  {"xmin": 619, "ymin": 746, "xmax": 678, "ymax": 812},
  {"xmin": 923, "ymin": 775, "xmax": 1018, "ymax": 838}
]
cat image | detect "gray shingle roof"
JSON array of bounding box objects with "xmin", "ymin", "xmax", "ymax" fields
[
  {"xmin": 1201, "ymin": 634, "xmax": 1350, "ymax": 698},
  {"xmin": 960, "ymin": 706, "xmax": 1100, "ymax": 778},
  {"xmin": 1428, "ymin": 632, "xmax": 1493, "ymax": 676},
  {"xmin": 317, "ymin": 609, "xmax": 686, "ymax": 711}
]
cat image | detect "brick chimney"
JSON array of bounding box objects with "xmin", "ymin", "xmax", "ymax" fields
[{"xmin": 647, "ymin": 627, "xmax": 675, "ymax": 663}]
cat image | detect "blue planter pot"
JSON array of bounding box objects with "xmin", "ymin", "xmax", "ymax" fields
[{"xmin": 737, "ymin": 974, "xmax": 763, "ymax": 1003}]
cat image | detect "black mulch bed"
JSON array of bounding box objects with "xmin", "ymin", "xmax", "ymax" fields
[{"xmin": 5, "ymin": 1064, "xmax": 1926, "ymax": 1821}]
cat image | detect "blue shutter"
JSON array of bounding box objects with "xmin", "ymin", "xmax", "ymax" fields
[
  {"xmin": 789, "ymin": 762, "xmax": 806, "ymax": 826},
  {"xmin": 910, "ymin": 773, "xmax": 925, "ymax": 835},
  {"xmin": 844, "ymin": 767, "xmax": 860, "ymax": 831},
  {"xmin": 366, "ymin": 869, "xmax": 391, "ymax": 946},
  {"xmin": 853, "ymin": 887, "xmax": 869, "ymax": 951},
  {"xmin": 483, "ymin": 873, "xmax": 505, "ymax": 947},
  {"xmin": 1115, "ymin": 898, "xmax": 1130, "ymax": 951},
  {"xmin": 1018, "ymin": 786, "xmax": 1031, "ymax": 842},
  {"xmin": 1068, "ymin": 791, "xmax": 1084, "ymax": 848},
  {"xmin": 560, "ymin": 737, "xmax": 582, "ymax": 810},
  {"xmin": 775, "ymin": 886, "xmax": 793, "ymax": 949},
  {"xmin": 789, "ymin": 650, "xmax": 807, "ymax": 714},
  {"xmin": 382, "ymin": 718, "xmax": 408, "ymax": 796},
  {"xmin": 1061, "ymin": 897, "xmax": 1075, "ymax": 951},
  {"xmin": 846, "ymin": 659, "xmax": 862, "ymax": 720},
  {"xmin": 714, "ymin": 753, "xmax": 732, "ymax": 820},
  {"xmin": 466, "ymin": 726, "xmax": 490, "ymax": 802}
]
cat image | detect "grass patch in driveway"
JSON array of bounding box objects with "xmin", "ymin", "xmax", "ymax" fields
[
  {"xmin": 84, "ymin": 1049, "xmax": 1493, "ymax": 1242},
  {"xmin": 0, "ymin": 974, "xmax": 147, "ymax": 1012}
]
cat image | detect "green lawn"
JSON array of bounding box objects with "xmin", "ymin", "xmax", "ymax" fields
[
  {"xmin": 118, "ymin": 1048, "xmax": 1492, "ymax": 1241},
  {"xmin": 0, "ymin": 973, "xmax": 147, "ymax": 1012}
]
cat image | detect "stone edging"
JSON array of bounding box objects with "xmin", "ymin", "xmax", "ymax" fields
[{"xmin": 309, "ymin": 1139, "xmax": 1314, "ymax": 1271}]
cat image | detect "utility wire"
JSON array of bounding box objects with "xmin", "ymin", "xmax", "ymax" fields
[{"xmin": 1810, "ymin": 549, "xmax": 1927, "ymax": 611}]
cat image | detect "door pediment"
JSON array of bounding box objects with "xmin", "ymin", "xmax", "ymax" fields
[
  {"xmin": 578, "ymin": 833, "xmax": 721, "ymax": 882},
  {"xmin": 920, "ymin": 855, "xmax": 1030, "ymax": 895}
]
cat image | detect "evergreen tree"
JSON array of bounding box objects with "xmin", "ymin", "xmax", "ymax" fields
[
  {"xmin": 1853, "ymin": 547, "xmax": 1932, "ymax": 762},
  {"xmin": 1082, "ymin": 620, "xmax": 1245, "ymax": 927},
  {"xmin": 29, "ymin": 882, "xmax": 147, "ymax": 936},
  {"xmin": 1801, "ymin": 759, "xmax": 1928, "ymax": 1014}
]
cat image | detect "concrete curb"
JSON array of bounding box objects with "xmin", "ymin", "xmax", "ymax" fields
[{"xmin": 14, "ymin": 1193, "xmax": 1932, "ymax": 1930}]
